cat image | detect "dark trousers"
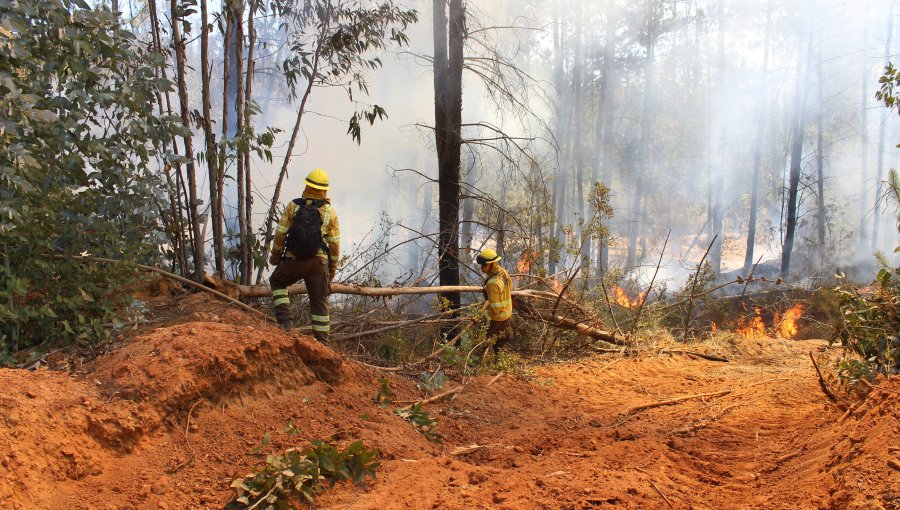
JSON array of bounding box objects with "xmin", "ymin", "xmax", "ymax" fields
[
  {"xmin": 487, "ymin": 319, "xmax": 512, "ymax": 352},
  {"xmin": 270, "ymin": 257, "xmax": 330, "ymax": 341}
]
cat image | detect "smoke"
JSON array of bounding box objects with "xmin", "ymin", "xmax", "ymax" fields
[{"xmin": 168, "ymin": 0, "xmax": 899, "ymax": 285}]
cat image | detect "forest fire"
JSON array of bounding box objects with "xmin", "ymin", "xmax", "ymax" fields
[
  {"xmin": 735, "ymin": 308, "xmax": 766, "ymax": 338},
  {"xmin": 612, "ymin": 286, "xmax": 646, "ymax": 308},
  {"xmin": 775, "ymin": 304, "xmax": 804, "ymax": 339},
  {"xmin": 734, "ymin": 304, "xmax": 804, "ymax": 339},
  {"xmin": 516, "ymin": 250, "xmax": 534, "ymax": 273}
]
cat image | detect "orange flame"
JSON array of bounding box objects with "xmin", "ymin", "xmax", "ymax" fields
[
  {"xmin": 517, "ymin": 250, "xmax": 534, "ymax": 273},
  {"xmin": 611, "ymin": 286, "xmax": 646, "ymax": 308},
  {"xmin": 548, "ymin": 278, "xmax": 563, "ymax": 294},
  {"xmin": 735, "ymin": 307, "xmax": 766, "ymax": 338},
  {"xmin": 710, "ymin": 322, "xmax": 718, "ymax": 332},
  {"xmin": 774, "ymin": 304, "xmax": 804, "ymax": 339}
]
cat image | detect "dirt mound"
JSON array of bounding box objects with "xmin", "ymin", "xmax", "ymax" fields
[
  {"xmin": 91, "ymin": 321, "xmax": 346, "ymax": 418},
  {"xmin": 0, "ymin": 305, "xmax": 359, "ymax": 509},
  {"xmin": 827, "ymin": 377, "xmax": 900, "ymax": 509},
  {"xmin": 0, "ymin": 299, "xmax": 897, "ymax": 509}
]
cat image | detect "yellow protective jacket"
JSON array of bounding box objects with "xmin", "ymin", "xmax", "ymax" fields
[
  {"xmin": 484, "ymin": 265, "xmax": 513, "ymax": 321},
  {"xmin": 272, "ymin": 187, "xmax": 340, "ymax": 270}
]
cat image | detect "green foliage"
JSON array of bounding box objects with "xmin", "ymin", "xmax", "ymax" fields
[
  {"xmin": 371, "ymin": 378, "xmax": 442, "ymax": 442},
  {"xmin": 876, "ymin": 62, "xmax": 900, "ymax": 111},
  {"xmin": 282, "ymin": 421, "xmax": 302, "ymax": 436},
  {"xmin": 226, "ymin": 440, "xmax": 379, "ymax": 509},
  {"xmin": 395, "ymin": 403, "xmax": 442, "ymax": 443},
  {"xmin": 417, "ymin": 369, "xmax": 447, "ymax": 393},
  {"xmin": 832, "ymin": 269, "xmax": 900, "ymax": 379},
  {"xmin": 249, "ymin": 431, "xmax": 272, "ymax": 455},
  {"xmin": 372, "ymin": 377, "xmax": 394, "ymax": 407},
  {"xmin": 0, "ymin": 0, "xmax": 177, "ymax": 356},
  {"xmin": 277, "ymin": 0, "xmax": 417, "ymax": 144}
]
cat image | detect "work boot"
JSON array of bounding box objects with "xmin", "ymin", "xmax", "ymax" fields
[{"xmin": 278, "ymin": 320, "xmax": 293, "ymax": 331}]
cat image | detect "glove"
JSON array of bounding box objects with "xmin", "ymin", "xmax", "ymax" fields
[{"xmin": 269, "ymin": 252, "xmax": 281, "ymax": 266}]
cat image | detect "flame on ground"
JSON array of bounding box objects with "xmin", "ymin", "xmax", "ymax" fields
[
  {"xmin": 612, "ymin": 286, "xmax": 646, "ymax": 308},
  {"xmin": 775, "ymin": 304, "xmax": 804, "ymax": 339},
  {"xmin": 735, "ymin": 307, "xmax": 766, "ymax": 338}
]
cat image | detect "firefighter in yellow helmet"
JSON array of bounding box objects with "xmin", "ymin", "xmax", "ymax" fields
[
  {"xmin": 268, "ymin": 168, "xmax": 340, "ymax": 341},
  {"xmin": 477, "ymin": 248, "xmax": 513, "ymax": 352}
]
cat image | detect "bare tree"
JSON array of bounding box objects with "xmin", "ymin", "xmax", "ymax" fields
[
  {"xmin": 744, "ymin": 0, "xmax": 772, "ymax": 273},
  {"xmin": 170, "ymin": 0, "xmax": 204, "ymax": 281},
  {"xmin": 433, "ymin": 0, "xmax": 465, "ymax": 311},
  {"xmin": 782, "ymin": 25, "xmax": 813, "ymax": 278}
]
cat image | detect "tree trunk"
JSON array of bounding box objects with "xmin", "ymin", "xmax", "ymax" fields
[
  {"xmin": 873, "ymin": 0, "xmax": 895, "ymax": 253},
  {"xmin": 148, "ymin": 0, "xmax": 189, "ymax": 276},
  {"xmin": 744, "ymin": 1, "xmax": 771, "ymax": 272},
  {"xmin": 571, "ymin": 6, "xmax": 588, "ymax": 265},
  {"xmin": 781, "ymin": 28, "xmax": 812, "ymax": 278},
  {"xmin": 243, "ymin": 0, "xmax": 258, "ymax": 285},
  {"xmin": 815, "ymin": 36, "xmax": 826, "ymax": 264},
  {"xmin": 549, "ymin": 9, "xmax": 566, "ymax": 276},
  {"xmin": 596, "ymin": 0, "xmax": 617, "ymax": 276},
  {"xmin": 708, "ymin": 0, "xmax": 726, "ymax": 275},
  {"xmin": 200, "ymin": 0, "xmax": 224, "ymax": 276},
  {"xmin": 227, "ymin": 2, "xmax": 247, "ymax": 283},
  {"xmin": 859, "ymin": 6, "xmax": 871, "ymax": 255},
  {"xmin": 170, "ymin": 0, "xmax": 204, "ymax": 281},
  {"xmin": 628, "ymin": 4, "xmax": 656, "ymax": 270},
  {"xmin": 433, "ymin": 0, "xmax": 465, "ymax": 311}
]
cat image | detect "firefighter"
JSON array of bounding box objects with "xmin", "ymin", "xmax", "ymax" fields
[
  {"xmin": 477, "ymin": 248, "xmax": 513, "ymax": 351},
  {"xmin": 269, "ymin": 168, "xmax": 340, "ymax": 341}
]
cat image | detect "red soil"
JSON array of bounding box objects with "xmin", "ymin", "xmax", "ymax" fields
[{"xmin": 0, "ymin": 297, "xmax": 897, "ymax": 510}]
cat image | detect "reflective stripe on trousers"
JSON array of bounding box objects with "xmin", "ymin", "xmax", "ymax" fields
[{"xmin": 269, "ymin": 257, "xmax": 331, "ymax": 340}]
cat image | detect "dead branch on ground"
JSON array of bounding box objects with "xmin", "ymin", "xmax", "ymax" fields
[
  {"xmin": 659, "ymin": 349, "xmax": 730, "ymax": 363},
  {"xmin": 624, "ymin": 389, "xmax": 733, "ymax": 416},
  {"xmin": 809, "ymin": 351, "xmax": 844, "ymax": 409}
]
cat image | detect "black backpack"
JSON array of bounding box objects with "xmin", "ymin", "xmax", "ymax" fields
[{"xmin": 284, "ymin": 198, "xmax": 329, "ymax": 258}]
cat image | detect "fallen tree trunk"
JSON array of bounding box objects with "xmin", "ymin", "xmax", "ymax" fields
[
  {"xmin": 530, "ymin": 312, "xmax": 622, "ymax": 345},
  {"xmin": 225, "ymin": 280, "xmax": 620, "ymax": 345},
  {"xmin": 235, "ymin": 281, "xmax": 549, "ymax": 299}
]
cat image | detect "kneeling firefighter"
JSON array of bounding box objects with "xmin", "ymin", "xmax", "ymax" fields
[
  {"xmin": 269, "ymin": 168, "xmax": 340, "ymax": 341},
  {"xmin": 477, "ymin": 248, "xmax": 513, "ymax": 352}
]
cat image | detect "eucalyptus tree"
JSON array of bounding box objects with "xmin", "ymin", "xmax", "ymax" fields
[{"xmin": 0, "ymin": 0, "xmax": 180, "ymax": 350}]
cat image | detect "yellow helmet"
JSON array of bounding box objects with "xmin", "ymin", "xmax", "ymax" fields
[
  {"xmin": 305, "ymin": 168, "xmax": 330, "ymax": 190},
  {"xmin": 476, "ymin": 248, "xmax": 501, "ymax": 266}
]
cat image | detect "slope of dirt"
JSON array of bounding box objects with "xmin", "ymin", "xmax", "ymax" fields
[{"xmin": 0, "ymin": 297, "xmax": 897, "ymax": 510}]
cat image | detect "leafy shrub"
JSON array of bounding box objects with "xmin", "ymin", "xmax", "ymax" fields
[
  {"xmin": 0, "ymin": 0, "xmax": 176, "ymax": 357},
  {"xmin": 832, "ymin": 267, "xmax": 900, "ymax": 379},
  {"xmin": 371, "ymin": 378, "xmax": 442, "ymax": 442},
  {"xmin": 395, "ymin": 403, "xmax": 442, "ymax": 443},
  {"xmin": 227, "ymin": 440, "xmax": 379, "ymax": 509},
  {"xmin": 372, "ymin": 377, "xmax": 394, "ymax": 406}
]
